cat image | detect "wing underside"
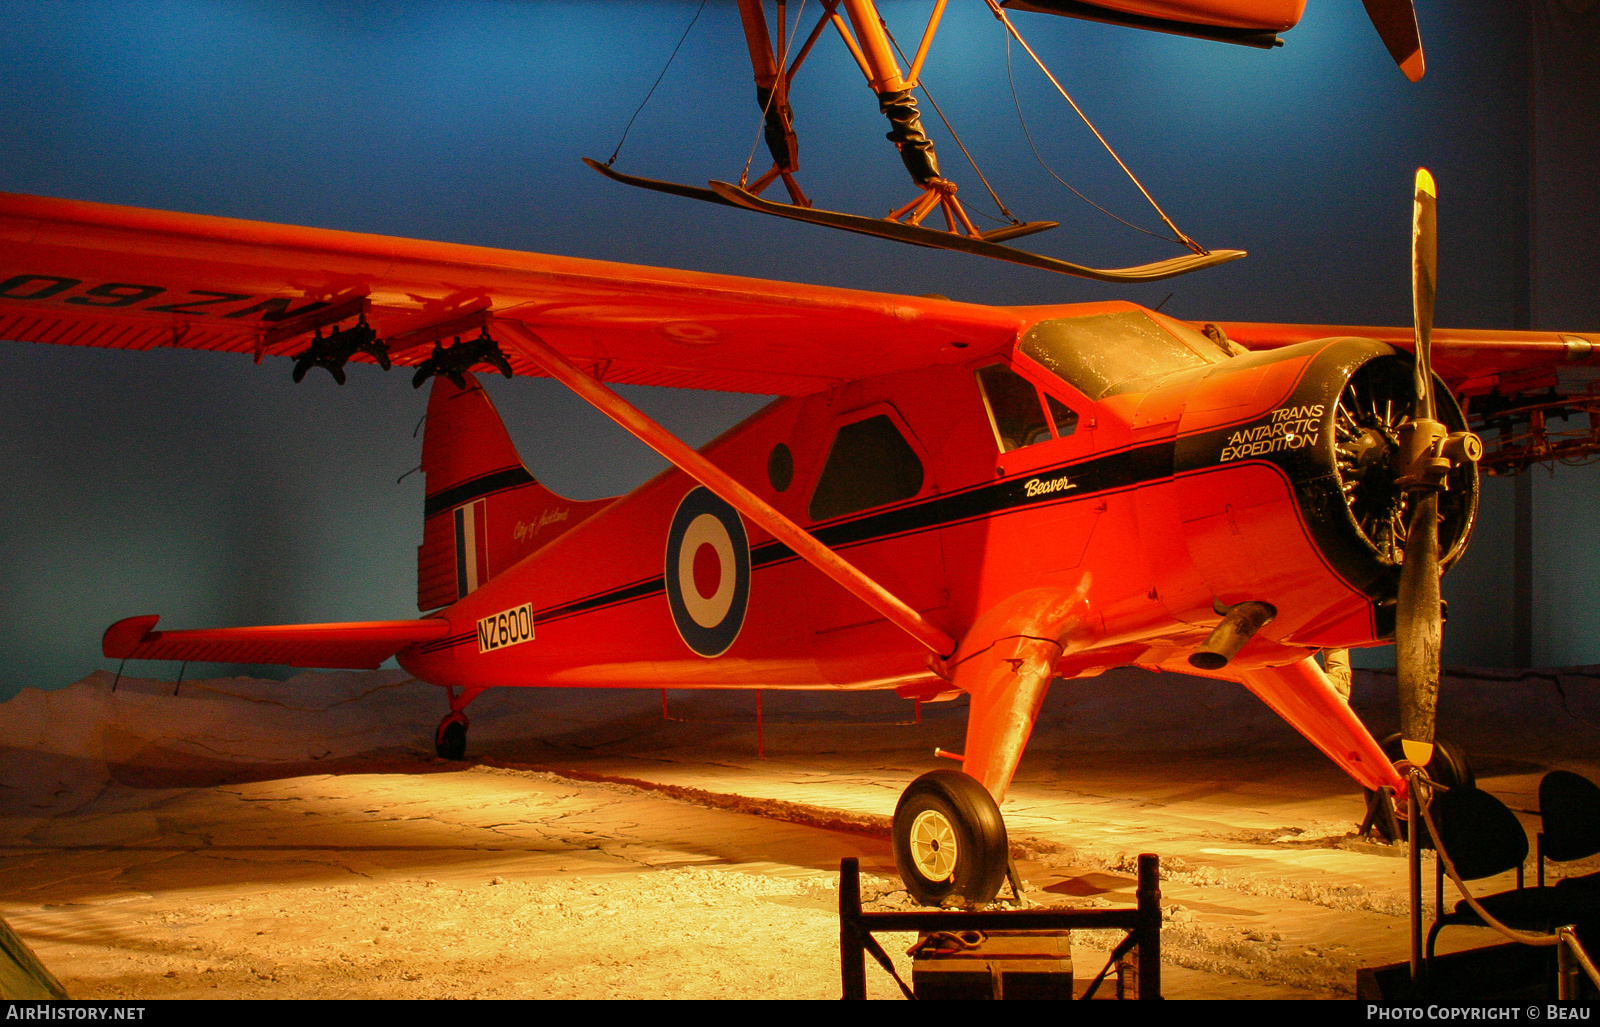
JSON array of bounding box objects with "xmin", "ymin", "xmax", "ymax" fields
[{"xmin": 0, "ymin": 192, "xmax": 1023, "ymax": 397}]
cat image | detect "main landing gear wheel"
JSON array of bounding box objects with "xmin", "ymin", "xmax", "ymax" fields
[
  {"xmin": 1363, "ymin": 733, "xmax": 1473, "ymax": 843},
  {"xmin": 435, "ymin": 717, "xmax": 467, "ymax": 761},
  {"xmin": 892, "ymin": 770, "xmax": 1010, "ymax": 908}
]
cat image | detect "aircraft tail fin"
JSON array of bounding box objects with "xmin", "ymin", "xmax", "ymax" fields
[{"xmin": 417, "ymin": 373, "xmax": 607, "ymax": 611}]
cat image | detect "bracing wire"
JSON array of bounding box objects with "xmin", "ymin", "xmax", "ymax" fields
[
  {"xmin": 1004, "ymin": 33, "xmax": 1179, "ymax": 245},
  {"xmin": 742, "ymin": 0, "xmax": 809, "ymax": 182},
  {"xmin": 606, "ymin": 0, "xmax": 710, "ymax": 166},
  {"xmin": 879, "ymin": 20, "xmax": 1020, "ymax": 227},
  {"xmin": 982, "ymin": 0, "xmax": 1205, "ymax": 255}
]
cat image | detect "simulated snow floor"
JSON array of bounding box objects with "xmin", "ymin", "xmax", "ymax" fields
[{"xmin": 3, "ymin": 666, "xmax": 1596, "ymax": 999}]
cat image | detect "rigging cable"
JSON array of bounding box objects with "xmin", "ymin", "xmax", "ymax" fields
[
  {"xmin": 1005, "ymin": 32, "xmax": 1180, "ymax": 245},
  {"xmin": 606, "ymin": 0, "xmax": 710, "ymax": 166},
  {"xmin": 879, "ymin": 19, "xmax": 1019, "ymax": 227},
  {"xmin": 741, "ymin": 0, "xmax": 810, "ymax": 183},
  {"xmin": 982, "ymin": 0, "xmax": 1206, "ymax": 255}
]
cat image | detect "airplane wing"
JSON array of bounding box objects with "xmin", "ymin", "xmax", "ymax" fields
[
  {"xmin": 1202, "ymin": 321, "xmax": 1599, "ymax": 395},
  {"xmin": 1199, "ymin": 320, "xmax": 1600, "ymax": 472},
  {"xmin": 0, "ymin": 192, "xmax": 1023, "ymax": 397},
  {"xmin": 102, "ymin": 614, "xmax": 450, "ymax": 670}
]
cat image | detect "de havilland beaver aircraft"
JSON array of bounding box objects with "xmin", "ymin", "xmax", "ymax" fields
[{"xmin": 3, "ymin": 167, "xmax": 1596, "ymax": 905}]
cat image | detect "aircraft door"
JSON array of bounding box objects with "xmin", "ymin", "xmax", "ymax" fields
[{"xmin": 806, "ymin": 404, "xmax": 948, "ymax": 634}]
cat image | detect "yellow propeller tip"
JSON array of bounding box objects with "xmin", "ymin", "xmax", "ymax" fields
[
  {"xmin": 1415, "ymin": 168, "xmax": 1436, "ymax": 198},
  {"xmin": 1401, "ymin": 738, "xmax": 1435, "ymax": 768}
]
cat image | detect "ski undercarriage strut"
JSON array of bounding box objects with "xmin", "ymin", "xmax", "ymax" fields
[{"xmin": 588, "ymin": 0, "xmax": 1244, "ymax": 285}]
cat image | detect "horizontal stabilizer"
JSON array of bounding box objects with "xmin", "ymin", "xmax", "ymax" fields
[{"xmin": 102, "ymin": 614, "xmax": 450, "ymax": 669}]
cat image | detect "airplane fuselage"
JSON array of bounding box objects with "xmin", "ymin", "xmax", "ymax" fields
[{"xmin": 398, "ymin": 299, "xmax": 1476, "ymax": 697}]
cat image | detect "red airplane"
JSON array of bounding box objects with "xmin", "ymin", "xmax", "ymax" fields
[{"xmin": 4, "ymin": 173, "xmax": 1595, "ymax": 906}]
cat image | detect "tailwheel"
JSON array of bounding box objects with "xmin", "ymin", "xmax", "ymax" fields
[
  {"xmin": 435, "ymin": 714, "xmax": 468, "ymax": 761},
  {"xmin": 893, "ymin": 770, "xmax": 1009, "ymax": 907},
  {"xmin": 1362, "ymin": 733, "xmax": 1473, "ymax": 843}
]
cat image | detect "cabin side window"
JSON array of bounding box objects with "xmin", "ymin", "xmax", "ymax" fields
[{"xmin": 808, "ymin": 414, "xmax": 925, "ymax": 521}]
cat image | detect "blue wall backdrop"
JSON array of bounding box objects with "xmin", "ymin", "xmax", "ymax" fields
[{"xmin": 1, "ymin": 1, "xmax": 1595, "ymax": 700}]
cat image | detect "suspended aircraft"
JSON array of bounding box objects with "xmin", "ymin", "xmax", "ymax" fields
[
  {"xmin": 3, "ymin": 168, "xmax": 1595, "ymax": 905},
  {"xmin": 585, "ymin": 0, "xmax": 1429, "ymax": 285}
]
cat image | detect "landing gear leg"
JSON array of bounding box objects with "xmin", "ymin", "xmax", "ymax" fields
[
  {"xmin": 434, "ymin": 684, "xmax": 480, "ymax": 761},
  {"xmin": 893, "ymin": 582, "xmax": 1090, "ymax": 907},
  {"xmin": 735, "ymin": 0, "xmax": 808, "ymax": 206}
]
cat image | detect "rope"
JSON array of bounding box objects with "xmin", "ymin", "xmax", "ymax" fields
[
  {"xmin": 606, "ymin": 0, "xmax": 710, "ymax": 166},
  {"xmin": 879, "ymin": 19, "xmax": 1020, "ymax": 226},
  {"xmin": 741, "ymin": 0, "xmax": 810, "ymax": 183},
  {"xmin": 1417, "ymin": 786, "xmax": 1558, "ymax": 947},
  {"xmin": 1415, "ymin": 773, "xmax": 1600, "ymax": 990},
  {"xmin": 981, "ymin": 0, "xmax": 1205, "ymax": 255},
  {"xmin": 1004, "ymin": 33, "xmax": 1179, "ymax": 245}
]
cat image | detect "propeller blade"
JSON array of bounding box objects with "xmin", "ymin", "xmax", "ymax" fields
[
  {"xmin": 1397, "ymin": 167, "xmax": 1442, "ymax": 769},
  {"xmin": 1361, "ymin": 0, "xmax": 1425, "ymax": 82},
  {"xmin": 1395, "ymin": 491, "xmax": 1441, "ymax": 767},
  {"xmin": 1412, "ymin": 167, "xmax": 1437, "ymax": 421}
]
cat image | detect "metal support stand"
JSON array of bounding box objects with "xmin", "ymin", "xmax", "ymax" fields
[
  {"xmin": 838, "ymin": 854, "xmax": 1162, "ymax": 999},
  {"xmin": 1558, "ymin": 927, "xmax": 1581, "ymax": 1000},
  {"xmin": 1408, "ymin": 767, "xmax": 1425, "ymax": 987}
]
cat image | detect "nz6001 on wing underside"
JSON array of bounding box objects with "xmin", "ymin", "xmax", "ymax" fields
[{"xmin": 3, "ymin": 186, "xmax": 1591, "ymax": 907}]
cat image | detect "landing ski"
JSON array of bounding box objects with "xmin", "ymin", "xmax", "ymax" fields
[
  {"xmin": 707, "ymin": 181, "xmax": 1246, "ymax": 284},
  {"xmin": 583, "ymin": 158, "xmax": 740, "ymax": 209}
]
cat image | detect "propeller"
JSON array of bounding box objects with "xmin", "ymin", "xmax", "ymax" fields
[
  {"xmin": 1361, "ymin": 0, "xmax": 1426, "ymax": 82},
  {"xmin": 1394, "ymin": 167, "xmax": 1441, "ymax": 768},
  {"xmin": 1393, "ymin": 169, "xmax": 1483, "ymax": 770}
]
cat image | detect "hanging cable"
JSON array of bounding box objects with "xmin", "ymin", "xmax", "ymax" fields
[
  {"xmin": 880, "ymin": 19, "xmax": 1020, "ymax": 227},
  {"xmin": 982, "ymin": 0, "xmax": 1206, "ymax": 255},
  {"xmin": 742, "ymin": 0, "xmax": 810, "ymax": 184},
  {"xmin": 1006, "ymin": 33, "xmax": 1180, "ymax": 245},
  {"xmin": 606, "ymin": 0, "xmax": 710, "ymax": 166}
]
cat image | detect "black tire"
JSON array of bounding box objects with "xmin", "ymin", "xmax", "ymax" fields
[
  {"xmin": 436, "ymin": 720, "xmax": 467, "ymax": 761},
  {"xmin": 892, "ymin": 770, "xmax": 1009, "ymax": 907},
  {"xmin": 1364, "ymin": 734, "xmax": 1473, "ymax": 843}
]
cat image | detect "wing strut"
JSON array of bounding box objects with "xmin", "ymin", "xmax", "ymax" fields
[{"xmin": 492, "ymin": 318, "xmax": 959, "ymax": 658}]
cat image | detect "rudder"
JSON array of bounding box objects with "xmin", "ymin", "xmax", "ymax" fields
[{"xmin": 416, "ymin": 373, "xmax": 610, "ymax": 611}]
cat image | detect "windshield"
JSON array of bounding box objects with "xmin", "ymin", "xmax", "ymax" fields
[{"xmin": 1019, "ymin": 310, "xmax": 1216, "ymax": 400}]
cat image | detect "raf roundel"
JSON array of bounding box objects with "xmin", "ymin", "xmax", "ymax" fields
[{"xmin": 664, "ymin": 486, "xmax": 751, "ymax": 658}]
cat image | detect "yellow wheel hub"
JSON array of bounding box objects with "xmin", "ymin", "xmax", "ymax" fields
[{"xmin": 909, "ymin": 809, "xmax": 958, "ymax": 882}]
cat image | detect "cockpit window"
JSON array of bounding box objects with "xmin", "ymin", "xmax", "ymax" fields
[
  {"xmin": 1020, "ymin": 310, "xmax": 1213, "ymax": 400},
  {"xmin": 976, "ymin": 364, "xmax": 1051, "ymax": 452},
  {"xmin": 1045, "ymin": 394, "xmax": 1079, "ymax": 438}
]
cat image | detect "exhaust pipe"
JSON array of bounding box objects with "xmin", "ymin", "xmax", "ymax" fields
[{"xmin": 1189, "ymin": 600, "xmax": 1277, "ymax": 670}]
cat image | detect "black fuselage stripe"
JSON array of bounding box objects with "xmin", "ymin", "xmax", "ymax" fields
[
  {"xmin": 417, "ymin": 439, "xmax": 1184, "ymax": 648},
  {"xmin": 424, "ymin": 466, "xmax": 536, "ymax": 519}
]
